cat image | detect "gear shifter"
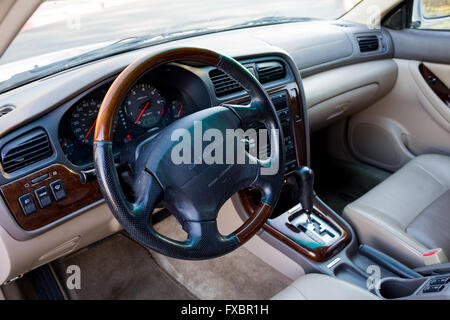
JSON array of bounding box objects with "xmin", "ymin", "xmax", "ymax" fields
[
  {"xmin": 268, "ymin": 166, "xmax": 340, "ymax": 248},
  {"xmin": 293, "ymin": 166, "xmax": 315, "ymax": 222}
]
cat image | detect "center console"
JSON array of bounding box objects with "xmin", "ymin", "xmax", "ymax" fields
[
  {"xmin": 234, "ymin": 81, "xmax": 353, "ymax": 263},
  {"xmin": 232, "ymin": 81, "xmax": 450, "ymax": 300},
  {"xmin": 376, "ymin": 275, "xmax": 450, "ymax": 300}
]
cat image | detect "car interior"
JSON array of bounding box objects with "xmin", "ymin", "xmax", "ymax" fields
[{"xmin": 0, "ymin": 0, "xmax": 449, "ymax": 301}]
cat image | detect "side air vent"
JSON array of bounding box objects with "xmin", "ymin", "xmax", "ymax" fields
[
  {"xmin": 0, "ymin": 105, "xmax": 15, "ymax": 118},
  {"xmin": 257, "ymin": 61, "xmax": 286, "ymax": 84},
  {"xmin": 357, "ymin": 35, "xmax": 379, "ymax": 53},
  {"xmin": 1, "ymin": 129, "xmax": 52, "ymax": 173}
]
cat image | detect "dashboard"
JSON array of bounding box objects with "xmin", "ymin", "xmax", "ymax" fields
[
  {"xmin": 58, "ymin": 71, "xmax": 195, "ymax": 166},
  {"xmin": 0, "ymin": 19, "xmax": 397, "ymax": 285}
]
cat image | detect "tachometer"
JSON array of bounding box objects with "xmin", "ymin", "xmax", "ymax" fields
[
  {"xmin": 124, "ymin": 83, "xmax": 165, "ymax": 128},
  {"xmin": 70, "ymin": 98, "xmax": 101, "ymax": 145}
]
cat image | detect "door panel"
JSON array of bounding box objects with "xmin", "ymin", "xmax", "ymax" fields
[
  {"xmin": 348, "ymin": 58, "xmax": 450, "ymax": 171},
  {"xmin": 388, "ymin": 29, "xmax": 450, "ymax": 64}
]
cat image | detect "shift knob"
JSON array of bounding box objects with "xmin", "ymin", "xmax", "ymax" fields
[{"xmin": 293, "ymin": 166, "xmax": 314, "ymax": 212}]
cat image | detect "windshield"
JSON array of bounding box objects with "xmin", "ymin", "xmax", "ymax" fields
[{"xmin": 0, "ymin": 0, "xmax": 361, "ymax": 93}]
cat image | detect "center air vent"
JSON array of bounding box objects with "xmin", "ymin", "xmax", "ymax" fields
[
  {"xmin": 209, "ymin": 60, "xmax": 286, "ymax": 97},
  {"xmin": 257, "ymin": 61, "xmax": 286, "ymax": 84},
  {"xmin": 357, "ymin": 35, "xmax": 379, "ymax": 53},
  {"xmin": 209, "ymin": 69, "xmax": 242, "ymax": 97},
  {"xmin": 1, "ymin": 129, "xmax": 52, "ymax": 173}
]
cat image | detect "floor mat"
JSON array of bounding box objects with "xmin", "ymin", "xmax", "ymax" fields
[
  {"xmin": 151, "ymin": 215, "xmax": 291, "ymax": 300},
  {"xmin": 313, "ymin": 159, "xmax": 391, "ymax": 215},
  {"xmin": 51, "ymin": 233, "xmax": 196, "ymax": 300}
]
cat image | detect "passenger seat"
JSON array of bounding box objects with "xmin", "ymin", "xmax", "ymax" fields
[{"xmin": 343, "ymin": 154, "xmax": 450, "ymax": 268}]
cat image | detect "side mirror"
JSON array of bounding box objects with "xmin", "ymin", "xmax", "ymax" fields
[{"xmin": 412, "ymin": 0, "xmax": 450, "ymax": 29}]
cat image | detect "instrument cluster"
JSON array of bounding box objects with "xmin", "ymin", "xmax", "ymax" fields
[{"xmin": 58, "ymin": 81, "xmax": 191, "ymax": 166}]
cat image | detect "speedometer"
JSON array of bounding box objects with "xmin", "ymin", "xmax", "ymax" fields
[
  {"xmin": 70, "ymin": 98, "xmax": 101, "ymax": 145},
  {"xmin": 124, "ymin": 83, "xmax": 165, "ymax": 128}
]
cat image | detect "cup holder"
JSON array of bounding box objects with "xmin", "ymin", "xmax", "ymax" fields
[{"xmin": 376, "ymin": 277, "xmax": 427, "ymax": 299}]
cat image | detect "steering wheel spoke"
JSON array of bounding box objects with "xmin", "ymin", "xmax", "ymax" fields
[
  {"xmin": 131, "ymin": 170, "xmax": 163, "ymax": 219},
  {"xmin": 221, "ymin": 99, "xmax": 264, "ymax": 125}
]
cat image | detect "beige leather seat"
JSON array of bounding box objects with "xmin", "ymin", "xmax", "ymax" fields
[
  {"xmin": 272, "ymin": 273, "xmax": 379, "ymax": 300},
  {"xmin": 343, "ymin": 154, "xmax": 450, "ymax": 268}
]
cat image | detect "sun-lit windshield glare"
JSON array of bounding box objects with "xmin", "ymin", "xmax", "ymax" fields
[{"xmin": 0, "ymin": 0, "xmax": 361, "ymax": 92}]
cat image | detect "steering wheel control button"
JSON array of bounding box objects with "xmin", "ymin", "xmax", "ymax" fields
[
  {"xmin": 50, "ymin": 180, "xmax": 66, "ymax": 201},
  {"xmin": 34, "ymin": 186, "xmax": 52, "ymax": 208},
  {"xmin": 18, "ymin": 193, "xmax": 37, "ymax": 216}
]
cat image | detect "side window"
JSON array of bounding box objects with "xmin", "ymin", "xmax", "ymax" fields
[{"xmin": 411, "ymin": 0, "xmax": 450, "ymax": 30}]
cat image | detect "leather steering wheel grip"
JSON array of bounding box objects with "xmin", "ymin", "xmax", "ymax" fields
[{"xmin": 93, "ymin": 47, "xmax": 285, "ymax": 259}]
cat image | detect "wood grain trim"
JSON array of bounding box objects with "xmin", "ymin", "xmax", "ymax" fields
[
  {"xmin": 232, "ymin": 202, "xmax": 272, "ymax": 244},
  {"xmin": 419, "ymin": 63, "xmax": 450, "ymax": 107},
  {"xmin": 0, "ymin": 164, "xmax": 103, "ymax": 231},
  {"xmin": 95, "ymin": 47, "xmax": 221, "ymax": 142},
  {"xmin": 238, "ymin": 191, "xmax": 351, "ymax": 262}
]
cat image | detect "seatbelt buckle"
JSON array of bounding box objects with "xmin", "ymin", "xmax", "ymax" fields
[{"xmin": 423, "ymin": 248, "xmax": 448, "ymax": 266}]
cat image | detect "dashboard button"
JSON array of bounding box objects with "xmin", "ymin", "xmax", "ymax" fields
[
  {"xmin": 50, "ymin": 180, "xmax": 66, "ymax": 201},
  {"xmin": 31, "ymin": 173, "xmax": 49, "ymax": 185},
  {"xmin": 18, "ymin": 193, "xmax": 37, "ymax": 216},
  {"xmin": 34, "ymin": 186, "xmax": 52, "ymax": 208}
]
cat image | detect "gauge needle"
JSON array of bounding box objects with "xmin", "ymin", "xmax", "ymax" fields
[
  {"xmin": 136, "ymin": 102, "xmax": 150, "ymax": 124},
  {"xmin": 177, "ymin": 104, "xmax": 183, "ymax": 118},
  {"xmin": 82, "ymin": 119, "xmax": 97, "ymax": 143}
]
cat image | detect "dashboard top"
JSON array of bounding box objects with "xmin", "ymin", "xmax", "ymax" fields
[{"xmin": 0, "ymin": 20, "xmax": 393, "ymax": 140}]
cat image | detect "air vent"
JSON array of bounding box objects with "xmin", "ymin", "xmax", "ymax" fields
[
  {"xmin": 0, "ymin": 105, "xmax": 15, "ymax": 118},
  {"xmin": 357, "ymin": 35, "xmax": 379, "ymax": 53},
  {"xmin": 257, "ymin": 61, "xmax": 286, "ymax": 84},
  {"xmin": 1, "ymin": 129, "xmax": 52, "ymax": 173},
  {"xmin": 209, "ymin": 61, "xmax": 286, "ymax": 97},
  {"xmin": 209, "ymin": 69, "xmax": 242, "ymax": 97}
]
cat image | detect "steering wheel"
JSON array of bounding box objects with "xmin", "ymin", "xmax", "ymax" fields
[{"xmin": 93, "ymin": 47, "xmax": 285, "ymax": 260}]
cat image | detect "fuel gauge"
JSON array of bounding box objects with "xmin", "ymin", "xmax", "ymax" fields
[{"xmin": 170, "ymin": 100, "xmax": 184, "ymax": 119}]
